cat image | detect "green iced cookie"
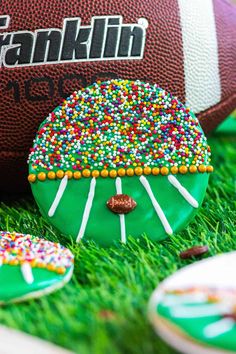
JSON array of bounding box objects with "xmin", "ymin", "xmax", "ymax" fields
[
  {"xmin": 0, "ymin": 231, "xmax": 74, "ymax": 304},
  {"xmin": 28, "ymin": 80, "xmax": 213, "ymax": 246},
  {"xmin": 149, "ymin": 252, "xmax": 236, "ymax": 354},
  {"xmin": 216, "ymin": 111, "xmax": 236, "ymax": 134}
]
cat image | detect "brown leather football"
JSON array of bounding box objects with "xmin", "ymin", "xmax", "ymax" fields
[{"xmin": 0, "ymin": 0, "xmax": 235, "ymax": 192}]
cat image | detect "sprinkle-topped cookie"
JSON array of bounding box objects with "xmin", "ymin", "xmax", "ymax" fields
[
  {"xmin": 149, "ymin": 253, "xmax": 236, "ymax": 354},
  {"xmin": 0, "ymin": 231, "xmax": 74, "ymax": 304},
  {"xmin": 0, "ymin": 231, "xmax": 73, "ymax": 274},
  {"xmin": 28, "ymin": 80, "xmax": 212, "ymax": 246},
  {"xmin": 28, "ymin": 80, "xmax": 212, "ymax": 179}
]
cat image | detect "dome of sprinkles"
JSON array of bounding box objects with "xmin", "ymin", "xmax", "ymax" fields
[
  {"xmin": 28, "ymin": 80, "xmax": 211, "ymax": 174},
  {"xmin": 0, "ymin": 231, "xmax": 74, "ymax": 274}
]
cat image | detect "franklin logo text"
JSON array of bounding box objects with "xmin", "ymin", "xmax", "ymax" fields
[{"xmin": 0, "ymin": 15, "xmax": 148, "ymax": 68}]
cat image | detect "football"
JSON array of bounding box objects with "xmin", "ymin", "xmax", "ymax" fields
[
  {"xmin": 107, "ymin": 194, "xmax": 137, "ymax": 214},
  {"xmin": 0, "ymin": 0, "xmax": 235, "ymax": 192}
]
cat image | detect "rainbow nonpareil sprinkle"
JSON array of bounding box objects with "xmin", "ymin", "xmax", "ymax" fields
[
  {"xmin": 28, "ymin": 80, "xmax": 211, "ymax": 173},
  {"xmin": 0, "ymin": 232, "xmax": 74, "ymax": 274}
]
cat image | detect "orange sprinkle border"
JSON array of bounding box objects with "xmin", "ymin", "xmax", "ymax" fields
[{"xmin": 28, "ymin": 165, "xmax": 214, "ymax": 183}]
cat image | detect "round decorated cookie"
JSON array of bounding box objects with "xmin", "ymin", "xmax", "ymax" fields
[
  {"xmin": 28, "ymin": 80, "xmax": 213, "ymax": 246},
  {"xmin": 0, "ymin": 231, "xmax": 74, "ymax": 304},
  {"xmin": 149, "ymin": 252, "xmax": 236, "ymax": 354},
  {"xmin": 0, "ymin": 325, "xmax": 73, "ymax": 354}
]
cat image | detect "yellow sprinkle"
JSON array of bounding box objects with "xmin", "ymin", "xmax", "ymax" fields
[
  {"xmin": 134, "ymin": 167, "xmax": 143, "ymax": 176},
  {"xmin": 152, "ymin": 167, "xmax": 160, "ymax": 175},
  {"xmin": 189, "ymin": 165, "xmax": 197, "ymax": 173},
  {"xmin": 82, "ymin": 169, "xmax": 91, "ymax": 177},
  {"xmin": 101, "ymin": 170, "xmax": 109, "ymax": 178},
  {"xmin": 179, "ymin": 166, "xmax": 188, "ymax": 174},
  {"xmin": 206, "ymin": 165, "xmax": 214, "ymax": 173},
  {"xmin": 73, "ymin": 171, "xmax": 81, "ymax": 179},
  {"xmin": 47, "ymin": 171, "xmax": 56, "ymax": 180},
  {"xmin": 28, "ymin": 174, "xmax": 36, "ymax": 183},
  {"xmin": 65, "ymin": 171, "xmax": 73, "ymax": 179},
  {"xmin": 57, "ymin": 267, "xmax": 66, "ymax": 274},
  {"xmin": 144, "ymin": 167, "xmax": 151, "ymax": 175},
  {"xmin": 160, "ymin": 167, "xmax": 169, "ymax": 176},
  {"xmin": 92, "ymin": 170, "xmax": 100, "ymax": 178},
  {"xmin": 109, "ymin": 170, "xmax": 117, "ymax": 178},
  {"xmin": 126, "ymin": 168, "xmax": 134, "ymax": 176},
  {"xmin": 37, "ymin": 172, "xmax": 46, "ymax": 181},
  {"xmin": 118, "ymin": 168, "xmax": 126, "ymax": 177},
  {"xmin": 56, "ymin": 170, "xmax": 65, "ymax": 179},
  {"xmin": 198, "ymin": 165, "xmax": 207, "ymax": 173},
  {"xmin": 170, "ymin": 166, "xmax": 178, "ymax": 174}
]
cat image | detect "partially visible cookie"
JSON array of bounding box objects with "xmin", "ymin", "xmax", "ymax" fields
[
  {"xmin": 216, "ymin": 111, "xmax": 236, "ymax": 134},
  {"xmin": 149, "ymin": 252, "xmax": 236, "ymax": 354},
  {"xmin": 0, "ymin": 231, "xmax": 74, "ymax": 304},
  {"xmin": 28, "ymin": 79, "xmax": 213, "ymax": 246},
  {"xmin": 0, "ymin": 325, "xmax": 73, "ymax": 354}
]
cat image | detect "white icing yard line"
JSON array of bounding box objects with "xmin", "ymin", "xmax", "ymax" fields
[
  {"xmin": 21, "ymin": 263, "xmax": 34, "ymax": 284},
  {"xmin": 170, "ymin": 303, "xmax": 230, "ymax": 318},
  {"xmin": 204, "ymin": 318, "xmax": 235, "ymax": 338},
  {"xmin": 48, "ymin": 175, "xmax": 68, "ymax": 217},
  {"xmin": 140, "ymin": 176, "xmax": 172, "ymax": 235},
  {"xmin": 76, "ymin": 178, "xmax": 96, "ymax": 242},
  {"xmin": 168, "ymin": 175, "xmax": 199, "ymax": 208},
  {"xmin": 163, "ymin": 293, "xmax": 208, "ymax": 306},
  {"xmin": 115, "ymin": 177, "xmax": 126, "ymax": 244}
]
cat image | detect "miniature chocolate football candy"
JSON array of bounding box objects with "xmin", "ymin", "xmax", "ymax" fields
[
  {"xmin": 107, "ymin": 194, "xmax": 137, "ymax": 214},
  {"xmin": 149, "ymin": 252, "xmax": 236, "ymax": 354},
  {"xmin": 0, "ymin": 231, "xmax": 74, "ymax": 304},
  {"xmin": 28, "ymin": 79, "xmax": 213, "ymax": 246},
  {"xmin": 179, "ymin": 245, "xmax": 209, "ymax": 259}
]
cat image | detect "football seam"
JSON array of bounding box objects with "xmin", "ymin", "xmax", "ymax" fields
[{"xmin": 0, "ymin": 151, "xmax": 27, "ymax": 157}]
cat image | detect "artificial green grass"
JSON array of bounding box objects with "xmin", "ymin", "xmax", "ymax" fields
[{"xmin": 0, "ymin": 134, "xmax": 235, "ymax": 354}]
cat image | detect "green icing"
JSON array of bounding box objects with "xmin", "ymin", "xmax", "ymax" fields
[
  {"xmin": 0, "ymin": 265, "xmax": 72, "ymax": 303},
  {"xmin": 31, "ymin": 173, "xmax": 209, "ymax": 246},
  {"xmin": 216, "ymin": 113, "xmax": 236, "ymax": 134},
  {"xmin": 157, "ymin": 294, "xmax": 236, "ymax": 352}
]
